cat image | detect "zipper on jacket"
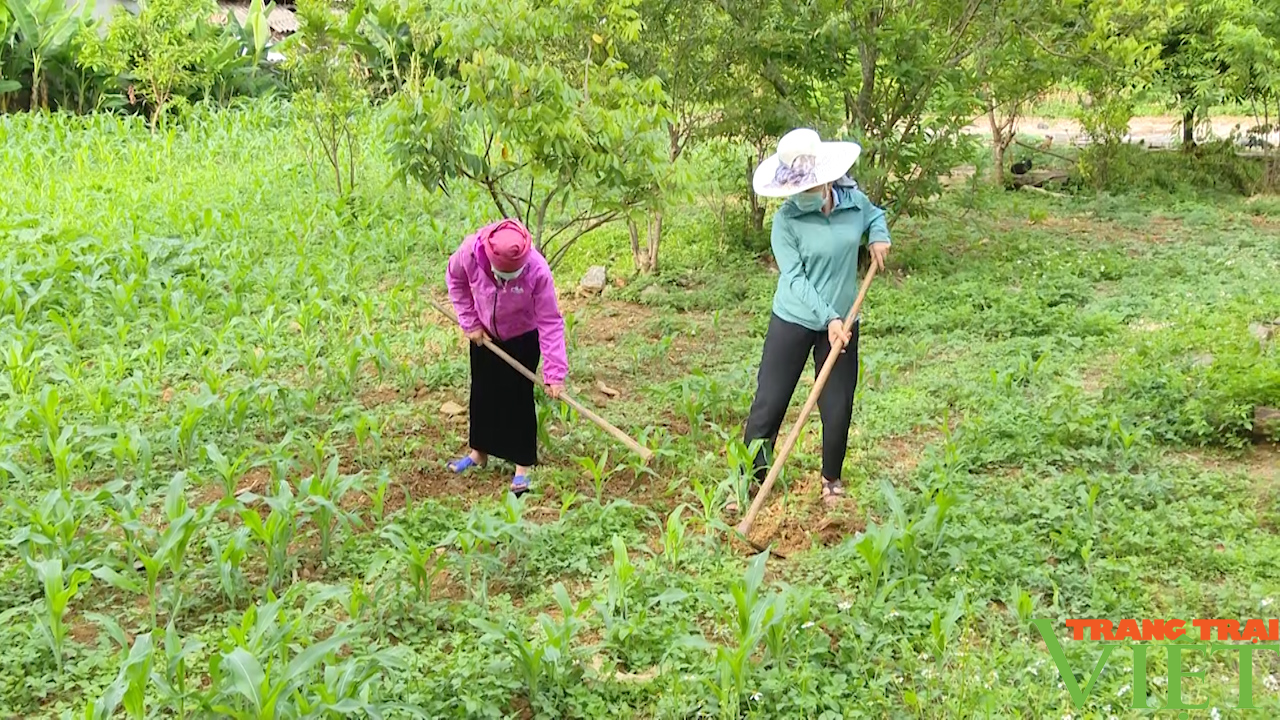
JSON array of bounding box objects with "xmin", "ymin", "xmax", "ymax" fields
[{"xmin": 490, "ymin": 282, "xmax": 501, "ymax": 341}]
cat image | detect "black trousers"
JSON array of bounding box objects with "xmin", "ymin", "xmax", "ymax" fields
[
  {"xmin": 743, "ymin": 314, "xmax": 860, "ymax": 481},
  {"xmin": 469, "ymin": 330, "xmax": 540, "ymax": 467}
]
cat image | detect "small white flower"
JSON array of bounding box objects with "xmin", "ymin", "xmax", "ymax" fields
[
  {"xmin": 1262, "ymin": 597, "xmax": 1274, "ymax": 608},
  {"xmin": 837, "ymin": 600, "xmax": 852, "ymax": 611},
  {"xmin": 888, "ymin": 610, "xmax": 900, "ymax": 618},
  {"xmin": 1210, "ymin": 708, "xmax": 1220, "ymax": 720},
  {"xmin": 750, "ymin": 692, "xmax": 762, "ymax": 702},
  {"xmin": 1062, "ymin": 714, "xmax": 1073, "ymax": 720},
  {"xmin": 1058, "ymin": 682, "xmax": 1065, "ymax": 690},
  {"xmin": 1153, "ymin": 676, "xmax": 1166, "ymax": 686},
  {"xmin": 1117, "ymin": 684, "xmax": 1131, "ymax": 697},
  {"xmin": 1264, "ymin": 674, "xmax": 1279, "ymax": 692},
  {"xmin": 801, "ymin": 621, "xmax": 815, "ymax": 629},
  {"xmin": 1029, "ymin": 667, "xmax": 1039, "ymax": 676}
]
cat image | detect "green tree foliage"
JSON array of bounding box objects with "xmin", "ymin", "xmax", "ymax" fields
[
  {"xmin": 385, "ymin": 0, "xmax": 670, "ymax": 269},
  {"xmin": 77, "ymin": 0, "xmax": 222, "ymax": 125},
  {"xmin": 978, "ymin": 0, "xmax": 1079, "ymax": 185},
  {"xmin": 1217, "ymin": 0, "xmax": 1280, "ymax": 185},
  {"xmin": 615, "ymin": 0, "xmax": 732, "ymax": 272},
  {"xmin": 1, "ymin": 0, "xmax": 92, "ymax": 112},
  {"xmin": 819, "ymin": 0, "xmax": 994, "ymax": 213},
  {"xmin": 289, "ymin": 0, "xmax": 371, "ymax": 198}
]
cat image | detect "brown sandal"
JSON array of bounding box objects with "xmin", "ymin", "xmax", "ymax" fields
[{"xmin": 821, "ymin": 479, "xmax": 846, "ymax": 505}]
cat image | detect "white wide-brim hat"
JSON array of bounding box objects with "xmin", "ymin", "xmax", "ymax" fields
[{"xmin": 752, "ymin": 128, "xmax": 862, "ymax": 198}]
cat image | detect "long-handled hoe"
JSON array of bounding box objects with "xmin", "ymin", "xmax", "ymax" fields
[
  {"xmin": 732, "ymin": 265, "xmax": 878, "ymax": 557},
  {"xmin": 430, "ymin": 299, "xmax": 654, "ymax": 463}
]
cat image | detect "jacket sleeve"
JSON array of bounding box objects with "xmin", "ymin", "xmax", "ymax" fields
[
  {"xmin": 835, "ymin": 187, "xmax": 890, "ymax": 245},
  {"xmin": 532, "ymin": 271, "xmax": 568, "ymax": 385},
  {"xmin": 861, "ymin": 192, "xmax": 891, "ymax": 245},
  {"xmin": 772, "ymin": 216, "xmax": 841, "ymax": 325},
  {"xmin": 445, "ymin": 243, "xmax": 482, "ymax": 333}
]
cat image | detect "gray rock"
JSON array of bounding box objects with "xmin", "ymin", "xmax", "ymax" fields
[
  {"xmin": 1249, "ymin": 322, "xmax": 1277, "ymax": 344},
  {"xmin": 580, "ymin": 266, "xmax": 607, "ymax": 294},
  {"xmin": 1192, "ymin": 353, "xmax": 1215, "ymax": 368},
  {"xmin": 1255, "ymin": 406, "xmax": 1280, "ymax": 438}
]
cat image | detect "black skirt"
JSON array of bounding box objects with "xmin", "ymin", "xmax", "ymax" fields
[{"xmin": 469, "ymin": 330, "xmax": 540, "ymax": 467}]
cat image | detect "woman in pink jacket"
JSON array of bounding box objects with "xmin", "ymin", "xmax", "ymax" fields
[{"xmin": 444, "ymin": 218, "xmax": 568, "ymax": 496}]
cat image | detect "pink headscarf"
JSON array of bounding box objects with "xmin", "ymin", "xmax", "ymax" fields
[{"xmin": 481, "ymin": 219, "xmax": 532, "ymax": 273}]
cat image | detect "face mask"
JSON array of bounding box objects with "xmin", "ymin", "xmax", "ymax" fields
[
  {"xmin": 493, "ymin": 265, "xmax": 525, "ymax": 282},
  {"xmin": 792, "ymin": 191, "xmax": 825, "ymax": 213}
]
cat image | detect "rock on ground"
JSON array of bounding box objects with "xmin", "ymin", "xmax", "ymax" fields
[
  {"xmin": 579, "ymin": 266, "xmax": 607, "ymax": 295},
  {"xmin": 1249, "ymin": 320, "xmax": 1279, "ymax": 345},
  {"xmin": 1256, "ymin": 406, "xmax": 1280, "ymax": 438}
]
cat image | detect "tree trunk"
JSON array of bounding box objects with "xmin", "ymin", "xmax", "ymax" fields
[
  {"xmin": 646, "ymin": 211, "xmax": 662, "ymax": 274},
  {"xmin": 987, "ymin": 100, "xmax": 1005, "ymax": 186},
  {"xmin": 629, "ymin": 213, "xmax": 664, "ymax": 274},
  {"xmin": 747, "ymin": 151, "xmax": 764, "ymax": 233},
  {"xmin": 1182, "ymin": 108, "xmax": 1196, "ymax": 149},
  {"xmin": 628, "ymin": 219, "xmax": 643, "ymax": 271}
]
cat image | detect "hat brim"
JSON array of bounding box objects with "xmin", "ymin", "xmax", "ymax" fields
[{"xmin": 752, "ymin": 141, "xmax": 862, "ymax": 198}]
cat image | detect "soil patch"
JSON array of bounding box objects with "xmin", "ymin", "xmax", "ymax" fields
[{"xmin": 742, "ymin": 476, "xmax": 865, "ymax": 556}]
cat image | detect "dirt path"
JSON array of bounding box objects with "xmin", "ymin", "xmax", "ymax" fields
[{"xmin": 962, "ymin": 114, "xmax": 1274, "ymax": 148}]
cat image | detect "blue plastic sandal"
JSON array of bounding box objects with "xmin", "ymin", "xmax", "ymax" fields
[
  {"xmin": 448, "ymin": 456, "xmax": 479, "ymax": 473},
  {"xmin": 510, "ymin": 475, "xmax": 530, "ymax": 497}
]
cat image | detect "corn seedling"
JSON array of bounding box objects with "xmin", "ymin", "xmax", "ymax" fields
[
  {"xmin": 687, "ymin": 477, "xmax": 728, "ymax": 539},
  {"xmin": 441, "ymin": 495, "xmax": 529, "ymax": 605},
  {"xmin": 929, "ymin": 592, "xmax": 967, "ymax": 658},
  {"xmin": 208, "ymin": 634, "xmax": 351, "ymax": 719},
  {"xmin": 207, "ymin": 527, "xmax": 251, "ymax": 606},
  {"xmin": 298, "ymin": 455, "xmax": 366, "ymax": 562},
  {"xmin": 94, "ymin": 631, "xmax": 155, "ymax": 720},
  {"xmin": 152, "ymin": 622, "xmax": 206, "ymax": 720},
  {"xmin": 703, "ymin": 551, "xmax": 785, "ymax": 714},
  {"xmin": 575, "ymin": 450, "xmax": 622, "ymax": 505},
  {"xmin": 205, "ymin": 441, "xmax": 255, "ymax": 503},
  {"xmin": 472, "ymin": 582, "xmax": 587, "ymax": 706},
  {"xmin": 380, "ymin": 523, "xmax": 447, "ymax": 603},
  {"xmin": 107, "ymin": 474, "xmax": 209, "ymax": 627},
  {"xmin": 661, "ymin": 504, "xmax": 688, "ymax": 569},
  {"xmin": 239, "ymin": 481, "xmax": 302, "ymax": 593},
  {"xmin": 27, "ymin": 557, "xmax": 90, "ymax": 671},
  {"xmin": 853, "ymin": 521, "xmax": 897, "ymax": 599},
  {"xmin": 6, "ymin": 487, "xmax": 106, "ymax": 570}
]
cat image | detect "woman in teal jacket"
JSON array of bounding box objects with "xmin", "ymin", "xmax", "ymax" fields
[{"xmin": 741, "ymin": 128, "xmax": 891, "ymax": 506}]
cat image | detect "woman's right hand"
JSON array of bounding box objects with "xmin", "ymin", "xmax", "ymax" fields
[
  {"xmin": 465, "ymin": 328, "xmax": 491, "ymax": 345},
  {"xmin": 827, "ymin": 319, "xmax": 852, "ymax": 352}
]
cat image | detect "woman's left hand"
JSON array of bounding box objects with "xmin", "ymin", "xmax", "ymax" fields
[
  {"xmin": 869, "ymin": 243, "xmax": 890, "ymax": 272},
  {"xmin": 546, "ymin": 383, "xmax": 565, "ymax": 399}
]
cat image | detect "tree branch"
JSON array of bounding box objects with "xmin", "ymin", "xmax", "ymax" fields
[{"xmin": 546, "ymin": 210, "xmax": 619, "ymax": 269}]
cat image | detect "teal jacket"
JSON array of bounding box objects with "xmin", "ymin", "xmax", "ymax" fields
[{"xmin": 770, "ymin": 185, "xmax": 890, "ymax": 332}]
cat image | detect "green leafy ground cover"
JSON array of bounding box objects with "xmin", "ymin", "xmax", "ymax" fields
[{"xmin": 1, "ymin": 104, "xmax": 1279, "ymax": 718}]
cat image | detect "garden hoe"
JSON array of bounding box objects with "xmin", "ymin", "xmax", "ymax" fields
[
  {"xmin": 430, "ymin": 299, "xmax": 654, "ymax": 463},
  {"xmin": 733, "ymin": 265, "xmax": 879, "ymax": 557}
]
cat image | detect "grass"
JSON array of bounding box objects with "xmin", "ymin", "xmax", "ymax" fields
[{"xmin": 0, "ymin": 100, "xmax": 1279, "ymax": 718}]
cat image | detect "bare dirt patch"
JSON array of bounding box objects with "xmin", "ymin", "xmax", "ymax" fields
[{"xmin": 742, "ymin": 476, "xmax": 865, "ymax": 556}]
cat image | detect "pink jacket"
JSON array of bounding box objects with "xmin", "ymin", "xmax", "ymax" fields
[{"xmin": 445, "ymin": 224, "xmax": 569, "ymax": 385}]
